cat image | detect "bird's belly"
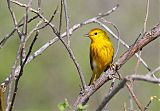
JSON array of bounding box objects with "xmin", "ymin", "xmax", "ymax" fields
[{"xmin": 92, "ymin": 47, "xmax": 113, "ymax": 71}]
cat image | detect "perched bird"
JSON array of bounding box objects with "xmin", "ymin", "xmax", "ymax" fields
[{"xmin": 85, "ymin": 28, "xmax": 114, "ymax": 85}]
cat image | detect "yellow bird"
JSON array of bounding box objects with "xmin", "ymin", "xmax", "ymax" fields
[{"xmin": 85, "ymin": 28, "xmax": 114, "ymax": 85}]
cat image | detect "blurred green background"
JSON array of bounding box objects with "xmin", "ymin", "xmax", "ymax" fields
[{"xmin": 0, "ymin": 0, "xmax": 160, "ymax": 111}]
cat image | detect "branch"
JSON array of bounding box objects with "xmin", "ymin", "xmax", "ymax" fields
[
  {"xmin": 74, "ymin": 23, "xmax": 160, "ymax": 108},
  {"xmin": 63, "ymin": 0, "xmax": 70, "ymax": 45},
  {"xmin": 6, "ymin": 0, "xmax": 24, "ymax": 109},
  {"xmin": 127, "ymin": 75, "xmax": 160, "ymax": 84},
  {"xmin": 96, "ymin": 79, "xmax": 127, "ymax": 111},
  {"xmin": 8, "ymin": 1, "xmax": 150, "ymax": 76},
  {"xmin": 96, "ymin": 74, "xmax": 160, "ymax": 111},
  {"xmin": 0, "ymin": 15, "xmax": 38, "ymax": 48},
  {"xmin": 134, "ymin": 0, "xmax": 150, "ymax": 74},
  {"xmin": 147, "ymin": 66, "xmax": 160, "ymax": 77},
  {"xmin": 94, "ymin": 20, "xmax": 151, "ymax": 71},
  {"xmin": 10, "ymin": 0, "xmax": 87, "ymax": 89},
  {"xmin": 9, "ymin": 31, "xmax": 38, "ymax": 111},
  {"xmin": 115, "ymin": 23, "xmax": 160, "ymax": 69}
]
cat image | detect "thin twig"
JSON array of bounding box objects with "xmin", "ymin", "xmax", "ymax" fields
[
  {"xmin": 103, "ymin": 78, "xmax": 116, "ymax": 111},
  {"xmin": 134, "ymin": 51, "xmax": 142, "ymax": 74},
  {"xmin": 3, "ymin": 1, "xmax": 153, "ymax": 90},
  {"xmin": 4, "ymin": 0, "xmax": 153, "ymax": 90},
  {"xmin": 129, "ymin": 93, "xmax": 134, "ymax": 111},
  {"xmin": 6, "ymin": 0, "xmax": 24, "ymax": 110},
  {"xmin": 9, "ymin": 31, "xmax": 38, "ymax": 111},
  {"xmin": 37, "ymin": 6, "xmax": 58, "ymax": 30},
  {"xmin": 123, "ymin": 102, "xmax": 127, "ymax": 111},
  {"xmin": 1, "ymin": 5, "xmax": 59, "ymax": 91},
  {"xmin": 6, "ymin": 1, "xmax": 33, "ymax": 110},
  {"xmin": 144, "ymin": 99, "xmax": 152, "ymax": 111},
  {"xmin": 59, "ymin": 0, "xmax": 63, "ymax": 34},
  {"xmin": 55, "ymin": 0, "xmax": 86, "ymax": 89},
  {"xmin": 144, "ymin": 96, "xmax": 160, "ymax": 111},
  {"xmin": 96, "ymin": 74, "xmax": 160, "ymax": 111},
  {"xmin": 0, "ymin": 14, "xmax": 39, "ymax": 49},
  {"xmin": 74, "ymin": 23, "xmax": 160, "ymax": 109},
  {"xmin": 128, "ymin": 80, "xmax": 134, "ymax": 111},
  {"xmin": 25, "ymin": 4, "xmax": 120, "ymax": 64},
  {"xmin": 10, "ymin": 0, "xmax": 59, "ymax": 34},
  {"xmin": 95, "ymin": 20, "xmax": 151, "ymax": 71},
  {"xmin": 101, "ymin": 71, "xmax": 143, "ymax": 111},
  {"xmin": 99, "ymin": 18, "xmax": 120, "ymax": 60},
  {"xmin": 134, "ymin": 0, "xmax": 150, "ymax": 74},
  {"xmin": 96, "ymin": 78, "xmax": 127, "ymax": 111},
  {"xmin": 144, "ymin": 0, "xmax": 150, "ymax": 33},
  {"xmin": 147, "ymin": 66, "xmax": 160, "ymax": 77},
  {"xmin": 63, "ymin": 0, "xmax": 70, "ymax": 45},
  {"xmin": 37, "ymin": 0, "xmax": 41, "ymax": 11},
  {"xmin": 125, "ymin": 82, "xmax": 143, "ymax": 111},
  {"xmin": 127, "ymin": 75, "xmax": 160, "ymax": 84}
]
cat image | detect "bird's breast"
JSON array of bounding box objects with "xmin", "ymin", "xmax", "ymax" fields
[{"xmin": 90, "ymin": 42, "xmax": 114, "ymax": 70}]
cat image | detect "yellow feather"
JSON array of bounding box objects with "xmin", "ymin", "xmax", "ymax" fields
[{"xmin": 86, "ymin": 28, "xmax": 114, "ymax": 85}]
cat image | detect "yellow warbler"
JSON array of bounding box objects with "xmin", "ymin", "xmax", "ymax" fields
[{"xmin": 85, "ymin": 28, "xmax": 114, "ymax": 85}]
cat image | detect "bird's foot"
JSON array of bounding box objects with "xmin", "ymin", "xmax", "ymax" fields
[{"xmin": 109, "ymin": 64, "xmax": 117, "ymax": 71}]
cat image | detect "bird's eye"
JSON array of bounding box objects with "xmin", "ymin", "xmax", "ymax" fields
[{"xmin": 94, "ymin": 32, "xmax": 97, "ymax": 35}]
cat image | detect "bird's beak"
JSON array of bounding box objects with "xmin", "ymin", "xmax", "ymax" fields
[{"xmin": 84, "ymin": 33, "xmax": 89, "ymax": 37}]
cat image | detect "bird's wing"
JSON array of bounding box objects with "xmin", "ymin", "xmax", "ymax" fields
[{"xmin": 90, "ymin": 52, "xmax": 94, "ymax": 70}]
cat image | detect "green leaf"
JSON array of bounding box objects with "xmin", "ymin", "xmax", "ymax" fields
[
  {"xmin": 77, "ymin": 104, "xmax": 87, "ymax": 111},
  {"xmin": 57, "ymin": 99, "xmax": 70, "ymax": 111}
]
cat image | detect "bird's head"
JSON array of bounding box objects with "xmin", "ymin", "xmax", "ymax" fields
[{"xmin": 85, "ymin": 28, "xmax": 109, "ymax": 42}]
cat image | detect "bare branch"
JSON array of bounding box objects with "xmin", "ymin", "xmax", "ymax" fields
[
  {"xmin": 115, "ymin": 23, "xmax": 160, "ymax": 69},
  {"xmin": 134, "ymin": 0, "xmax": 150, "ymax": 74},
  {"xmin": 10, "ymin": 0, "xmax": 87, "ymax": 89},
  {"xmin": 144, "ymin": 96, "xmax": 160, "ymax": 111},
  {"xmin": 63, "ymin": 0, "xmax": 70, "ymax": 45},
  {"xmin": 95, "ymin": 20, "xmax": 151, "ymax": 71},
  {"xmin": 103, "ymin": 78, "xmax": 116, "ymax": 110},
  {"xmin": 96, "ymin": 78, "xmax": 127, "ymax": 111},
  {"xmin": 96, "ymin": 74, "xmax": 160, "ymax": 111},
  {"xmin": 59, "ymin": 0, "xmax": 63, "ymax": 34},
  {"xmin": 147, "ymin": 66, "xmax": 160, "ymax": 77},
  {"xmin": 74, "ymin": 23, "xmax": 160, "ymax": 109},
  {"xmin": 125, "ymin": 81, "xmax": 143, "ymax": 111},
  {"xmin": 0, "ymin": 14, "xmax": 38, "ymax": 49},
  {"xmin": 37, "ymin": 0, "xmax": 41, "ymax": 11},
  {"xmin": 9, "ymin": 31, "xmax": 38, "ymax": 111},
  {"xmin": 144, "ymin": 0, "xmax": 150, "ymax": 33},
  {"xmin": 25, "ymin": 4, "xmax": 120, "ymax": 64},
  {"xmin": 98, "ymin": 18, "xmax": 120, "ymax": 60},
  {"xmin": 6, "ymin": 0, "xmax": 24, "ymax": 109},
  {"xmin": 127, "ymin": 75, "xmax": 160, "ymax": 84}
]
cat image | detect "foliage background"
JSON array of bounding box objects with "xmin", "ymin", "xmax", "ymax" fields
[{"xmin": 0, "ymin": 0, "xmax": 159, "ymax": 111}]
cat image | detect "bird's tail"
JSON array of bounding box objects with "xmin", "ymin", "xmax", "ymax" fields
[
  {"xmin": 88, "ymin": 72, "xmax": 99, "ymax": 85},
  {"xmin": 88, "ymin": 74, "xmax": 95, "ymax": 85}
]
